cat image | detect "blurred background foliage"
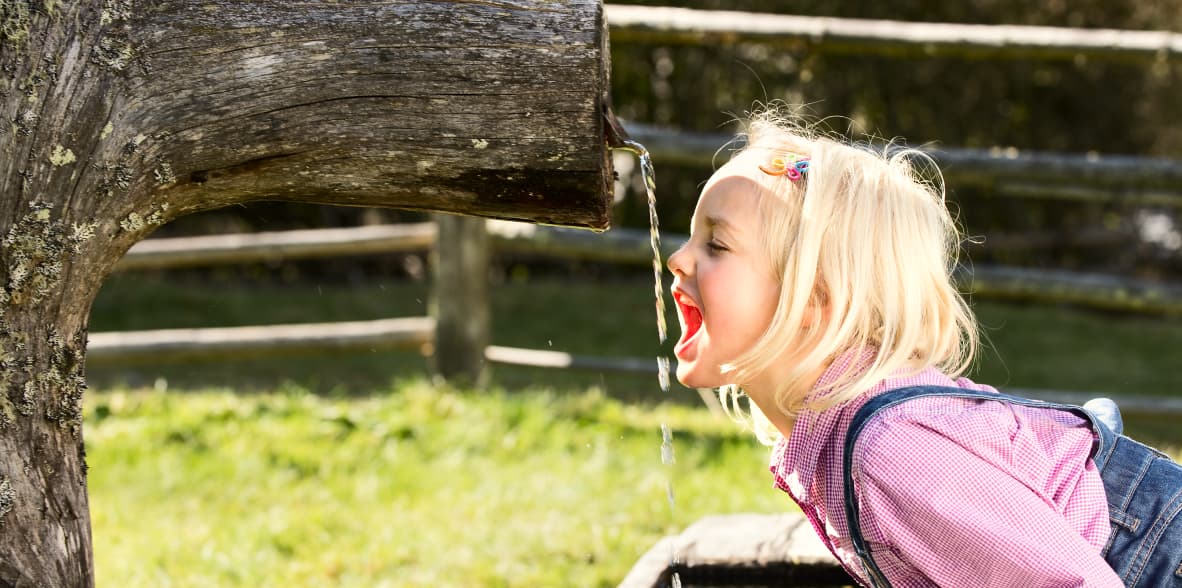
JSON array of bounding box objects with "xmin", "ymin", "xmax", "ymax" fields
[
  {"xmin": 606, "ymin": 0, "xmax": 1182, "ymax": 280},
  {"xmin": 609, "ymin": 0, "xmax": 1181, "ymax": 155}
]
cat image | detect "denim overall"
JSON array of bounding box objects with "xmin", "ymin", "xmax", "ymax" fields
[{"xmin": 842, "ymin": 385, "xmax": 1182, "ymax": 587}]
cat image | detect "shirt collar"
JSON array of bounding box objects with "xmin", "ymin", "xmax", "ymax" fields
[
  {"xmin": 767, "ymin": 350, "xmax": 971, "ymax": 502},
  {"xmin": 768, "ymin": 348, "xmax": 871, "ymax": 500}
]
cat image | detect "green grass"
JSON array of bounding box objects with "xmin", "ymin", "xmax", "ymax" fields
[
  {"xmin": 83, "ymin": 271, "xmax": 1182, "ymax": 585},
  {"xmin": 85, "ymin": 381, "xmax": 782, "ymax": 587}
]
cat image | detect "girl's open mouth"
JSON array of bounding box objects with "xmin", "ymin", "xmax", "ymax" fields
[{"xmin": 673, "ymin": 292, "xmax": 703, "ymax": 358}]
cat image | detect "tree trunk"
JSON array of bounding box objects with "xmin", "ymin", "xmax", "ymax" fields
[{"xmin": 0, "ymin": 1, "xmax": 613, "ymax": 584}]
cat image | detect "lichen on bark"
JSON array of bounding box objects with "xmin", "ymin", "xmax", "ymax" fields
[
  {"xmin": 0, "ymin": 476, "xmax": 14, "ymax": 524},
  {"xmin": 0, "ymin": 0, "xmax": 32, "ymax": 48},
  {"xmin": 42, "ymin": 327, "xmax": 87, "ymax": 436},
  {"xmin": 1, "ymin": 202, "xmax": 97, "ymax": 310}
]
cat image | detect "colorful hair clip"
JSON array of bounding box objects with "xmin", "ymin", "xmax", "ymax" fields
[{"xmin": 759, "ymin": 153, "xmax": 811, "ymax": 181}]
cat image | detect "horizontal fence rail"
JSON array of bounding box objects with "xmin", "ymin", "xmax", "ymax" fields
[
  {"xmin": 625, "ymin": 123, "xmax": 1182, "ymax": 208},
  {"xmin": 115, "ymin": 222, "xmax": 1182, "ymax": 315},
  {"xmin": 85, "ymin": 317, "xmax": 659, "ymax": 374},
  {"xmin": 87, "ymin": 318, "xmax": 434, "ymax": 364},
  {"xmin": 483, "ymin": 346, "xmax": 660, "ymax": 373},
  {"xmin": 114, "ymin": 224, "xmax": 437, "ymax": 272},
  {"xmin": 85, "ymin": 301, "xmax": 1180, "ymax": 417},
  {"xmin": 606, "ymin": 4, "xmax": 1182, "ymax": 64},
  {"xmin": 962, "ymin": 265, "xmax": 1182, "ymax": 314}
]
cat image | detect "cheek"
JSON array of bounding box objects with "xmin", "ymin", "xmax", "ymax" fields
[
  {"xmin": 705, "ymin": 278, "xmax": 777, "ymax": 340},
  {"xmin": 733, "ymin": 278, "xmax": 780, "ymax": 340},
  {"xmin": 698, "ymin": 257, "xmax": 781, "ymax": 339}
]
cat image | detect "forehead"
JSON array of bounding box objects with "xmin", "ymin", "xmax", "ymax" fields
[
  {"xmin": 695, "ymin": 150, "xmax": 775, "ymax": 218},
  {"xmin": 709, "ymin": 149, "xmax": 769, "ymax": 185}
]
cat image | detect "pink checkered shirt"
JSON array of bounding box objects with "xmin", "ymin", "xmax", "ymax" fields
[{"xmin": 769, "ymin": 352, "xmax": 1123, "ymax": 586}]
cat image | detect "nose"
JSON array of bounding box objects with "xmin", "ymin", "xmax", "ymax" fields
[{"xmin": 666, "ymin": 239, "xmax": 690, "ymax": 277}]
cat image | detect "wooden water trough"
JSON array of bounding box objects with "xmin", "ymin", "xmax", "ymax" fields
[{"xmin": 620, "ymin": 513, "xmax": 856, "ymax": 587}]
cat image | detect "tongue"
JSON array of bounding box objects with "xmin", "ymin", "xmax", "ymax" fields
[{"xmin": 682, "ymin": 306, "xmax": 703, "ymax": 344}]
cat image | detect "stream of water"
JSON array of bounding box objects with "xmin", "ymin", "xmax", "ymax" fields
[
  {"xmin": 621, "ymin": 140, "xmax": 668, "ymax": 345},
  {"xmin": 618, "ymin": 140, "xmax": 681, "ymax": 587}
]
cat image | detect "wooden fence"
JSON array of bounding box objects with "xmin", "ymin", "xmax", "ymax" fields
[
  {"xmin": 90, "ymin": 217, "xmax": 1181, "ymax": 360},
  {"xmin": 88, "ymin": 219, "xmax": 687, "ymax": 377},
  {"xmin": 87, "ymin": 216, "xmax": 1182, "ymax": 415}
]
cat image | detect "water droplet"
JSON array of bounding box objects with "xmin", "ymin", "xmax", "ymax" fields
[
  {"xmin": 660, "ymin": 423, "xmax": 675, "ymax": 465},
  {"xmin": 657, "ymin": 356, "xmax": 670, "ymax": 392}
]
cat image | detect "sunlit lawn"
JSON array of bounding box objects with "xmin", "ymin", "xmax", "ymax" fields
[{"xmin": 86, "ymin": 381, "xmax": 783, "ymax": 587}]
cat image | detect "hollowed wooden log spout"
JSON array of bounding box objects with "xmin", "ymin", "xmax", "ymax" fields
[{"xmin": 142, "ymin": 0, "xmax": 615, "ymax": 229}]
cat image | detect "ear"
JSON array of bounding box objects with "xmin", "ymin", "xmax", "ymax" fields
[
  {"xmin": 801, "ymin": 304, "xmax": 825, "ymax": 328},
  {"xmin": 802, "ymin": 283, "xmax": 831, "ymax": 327}
]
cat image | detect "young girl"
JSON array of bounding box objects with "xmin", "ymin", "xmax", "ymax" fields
[{"xmin": 666, "ymin": 110, "xmax": 1181, "ymax": 587}]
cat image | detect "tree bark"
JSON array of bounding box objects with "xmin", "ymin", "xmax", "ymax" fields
[{"xmin": 0, "ymin": 0, "xmax": 613, "ymax": 584}]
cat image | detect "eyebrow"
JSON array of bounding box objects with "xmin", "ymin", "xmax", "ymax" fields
[{"xmin": 704, "ymin": 215, "xmax": 736, "ymax": 232}]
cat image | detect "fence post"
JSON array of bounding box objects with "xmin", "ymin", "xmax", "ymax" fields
[{"xmin": 431, "ymin": 214, "xmax": 490, "ymax": 385}]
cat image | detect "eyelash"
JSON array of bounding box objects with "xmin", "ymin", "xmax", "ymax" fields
[{"xmin": 706, "ymin": 240, "xmax": 728, "ymax": 254}]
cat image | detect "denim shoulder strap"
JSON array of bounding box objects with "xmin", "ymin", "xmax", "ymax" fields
[{"xmin": 840, "ymin": 385, "xmax": 1115, "ymax": 587}]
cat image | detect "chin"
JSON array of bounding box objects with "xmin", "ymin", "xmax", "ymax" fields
[{"xmin": 674, "ymin": 361, "xmax": 726, "ymax": 390}]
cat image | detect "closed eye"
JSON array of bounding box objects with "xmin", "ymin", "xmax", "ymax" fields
[{"xmin": 706, "ymin": 240, "xmax": 728, "ymax": 254}]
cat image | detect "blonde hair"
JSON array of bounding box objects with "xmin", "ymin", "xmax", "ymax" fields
[{"xmin": 718, "ymin": 110, "xmax": 979, "ymax": 445}]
